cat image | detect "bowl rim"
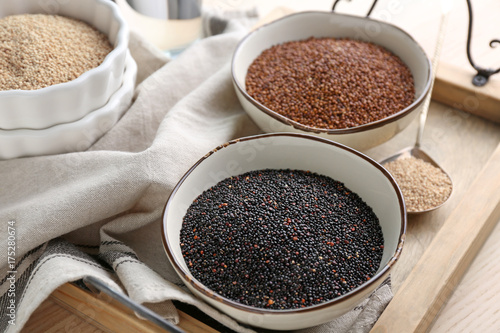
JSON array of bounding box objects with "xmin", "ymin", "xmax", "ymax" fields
[
  {"xmin": 0, "ymin": 51, "xmax": 136, "ymax": 137},
  {"xmin": 231, "ymin": 10, "xmax": 432, "ymax": 135},
  {"xmin": 0, "ymin": 0, "xmax": 129, "ymax": 97},
  {"xmin": 0, "ymin": 51, "xmax": 136, "ymax": 159},
  {"xmin": 162, "ymin": 132, "xmax": 407, "ymax": 315}
]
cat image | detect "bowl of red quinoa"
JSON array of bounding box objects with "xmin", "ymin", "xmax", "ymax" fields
[
  {"xmin": 162, "ymin": 133, "xmax": 406, "ymax": 330},
  {"xmin": 231, "ymin": 11, "xmax": 431, "ymax": 151},
  {"xmin": 0, "ymin": 0, "xmax": 129, "ymax": 130}
]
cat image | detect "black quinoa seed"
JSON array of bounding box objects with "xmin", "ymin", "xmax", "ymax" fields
[{"xmin": 180, "ymin": 169, "xmax": 383, "ymax": 310}]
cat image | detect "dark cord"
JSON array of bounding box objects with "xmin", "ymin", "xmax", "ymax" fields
[
  {"xmin": 332, "ymin": 0, "xmax": 379, "ymax": 17},
  {"xmin": 466, "ymin": 0, "xmax": 500, "ymax": 86}
]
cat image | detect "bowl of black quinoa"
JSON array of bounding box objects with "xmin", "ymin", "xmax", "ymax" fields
[
  {"xmin": 162, "ymin": 133, "xmax": 406, "ymax": 330},
  {"xmin": 231, "ymin": 11, "xmax": 431, "ymax": 151}
]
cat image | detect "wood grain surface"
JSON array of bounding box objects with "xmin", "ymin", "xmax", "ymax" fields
[
  {"xmin": 22, "ymin": 283, "xmax": 219, "ymax": 333},
  {"xmin": 430, "ymin": 215, "xmax": 500, "ymax": 332}
]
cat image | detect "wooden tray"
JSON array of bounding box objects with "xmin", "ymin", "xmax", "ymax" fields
[{"xmin": 23, "ymin": 2, "xmax": 500, "ymax": 332}]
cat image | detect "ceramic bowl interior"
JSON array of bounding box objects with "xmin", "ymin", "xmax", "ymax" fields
[
  {"xmin": 0, "ymin": 52, "xmax": 137, "ymax": 160},
  {"xmin": 162, "ymin": 133, "xmax": 406, "ymax": 330},
  {"xmin": 232, "ymin": 11, "xmax": 431, "ymax": 151},
  {"xmin": 0, "ymin": 0, "xmax": 129, "ymax": 130}
]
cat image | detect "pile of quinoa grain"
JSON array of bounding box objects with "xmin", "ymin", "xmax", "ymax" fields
[
  {"xmin": 384, "ymin": 156, "xmax": 452, "ymax": 212},
  {"xmin": 0, "ymin": 14, "xmax": 113, "ymax": 91},
  {"xmin": 180, "ymin": 169, "xmax": 384, "ymax": 310},
  {"xmin": 245, "ymin": 37, "xmax": 415, "ymax": 129}
]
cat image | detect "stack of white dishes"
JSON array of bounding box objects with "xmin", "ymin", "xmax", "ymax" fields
[{"xmin": 0, "ymin": 0, "xmax": 136, "ymax": 159}]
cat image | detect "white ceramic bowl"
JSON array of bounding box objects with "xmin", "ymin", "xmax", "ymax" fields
[
  {"xmin": 0, "ymin": 0, "xmax": 129, "ymax": 130},
  {"xmin": 162, "ymin": 133, "xmax": 406, "ymax": 331},
  {"xmin": 231, "ymin": 11, "xmax": 432, "ymax": 151},
  {"xmin": 0, "ymin": 52, "xmax": 136, "ymax": 160}
]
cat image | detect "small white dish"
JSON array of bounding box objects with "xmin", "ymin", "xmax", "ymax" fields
[
  {"xmin": 231, "ymin": 11, "xmax": 432, "ymax": 151},
  {"xmin": 0, "ymin": 0, "xmax": 129, "ymax": 130},
  {"xmin": 0, "ymin": 52, "xmax": 137, "ymax": 160},
  {"xmin": 162, "ymin": 133, "xmax": 406, "ymax": 331}
]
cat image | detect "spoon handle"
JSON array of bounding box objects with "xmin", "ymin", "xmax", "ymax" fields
[{"xmin": 415, "ymin": 10, "xmax": 450, "ymax": 148}]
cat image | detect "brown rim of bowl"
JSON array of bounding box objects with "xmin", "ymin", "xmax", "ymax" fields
[
  {"xmin": 161, "ymin": 133, "xmax": 406, "ymax": 315},
  {"xmin": 231, "ymin": 11, "xmax": 432, "ymax": 135}
]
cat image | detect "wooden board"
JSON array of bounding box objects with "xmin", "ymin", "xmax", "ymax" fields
[
  {"xmin": 22, "ymin": 1, "xmax": 500, "ymax": 332},
  {"xmin": 429, "ymin": 210, "xmax": 500, "ymax": 332},
  {"xmin": 432, "ymin": 0, "xmax": 500, "ymax": 124},
  {"xmin": 433, "ymin": 62, "xmax": 500, "ymax": 124}
]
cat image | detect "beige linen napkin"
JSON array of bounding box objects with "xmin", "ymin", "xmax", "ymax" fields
[{"xmin": 0, "ymin": 14, "xmax": 392, "ymax": 333}]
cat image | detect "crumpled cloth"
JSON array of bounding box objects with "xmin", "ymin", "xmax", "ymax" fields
[{"xmin": 0, "ymin": 12, "xmax": 392, "ymax": 333}]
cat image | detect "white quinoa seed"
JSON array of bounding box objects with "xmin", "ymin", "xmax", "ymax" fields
[
  {"xmin": 0, "ymin": 14, "xmax": 112, "ymax": 91},
  {"xmin": 384, "ymin": 156, "xmax": 452, "ymax": 212}
]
